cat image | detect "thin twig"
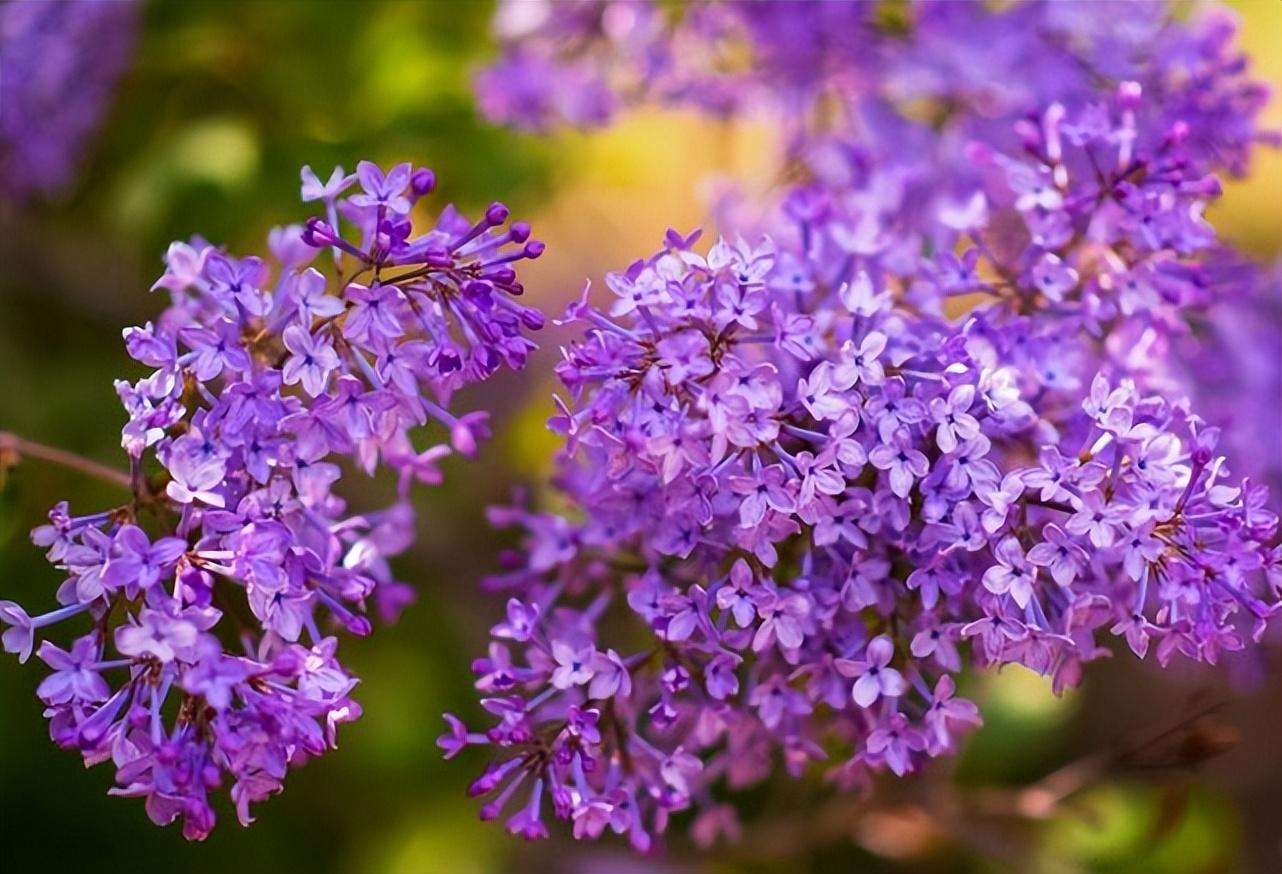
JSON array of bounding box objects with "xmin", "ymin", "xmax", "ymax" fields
[{"xmin": 0, "ymin": 431, "xmax": 132, "ymax": 489}]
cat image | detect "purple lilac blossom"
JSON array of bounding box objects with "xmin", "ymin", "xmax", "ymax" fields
[
  {"xmin": 445, "ymin": 227, "xmax": 1279, "ymax": 847},
  {"xmin": 449, "ymin": 7, "xmax": 1281, "ymax": 847},
  {"xmin": 0, "ymin": 0, "xmax": 137, "ymax": 200},
  {"xmin": 476, "ymin": 1, "xmax": 1281, "ymax": 489},
  {"xmin": 475, "ymin": 1, "xmax": 1277, "ymax": 174},
  {"xmin": 0, "ymin": 161, "xmax": 543, "ymax": 839},
  {"xmin": 475, "ymin": 0, "xmax": 664, "ymax": 132}
]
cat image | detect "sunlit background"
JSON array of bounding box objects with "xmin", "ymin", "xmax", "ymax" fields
[{"xmin": 1, "ymin": 2, "xmax": 1278, "ymax": 872}]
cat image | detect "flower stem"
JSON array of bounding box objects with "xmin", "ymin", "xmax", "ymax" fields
[{"xmin": 0, "ymin": 432, "xmax": 132, "ymax": 489}]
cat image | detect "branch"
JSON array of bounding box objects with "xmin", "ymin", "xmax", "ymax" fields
[{"xmin": 0, "ymin": 431, "xmax": 132, "ymax": 490}]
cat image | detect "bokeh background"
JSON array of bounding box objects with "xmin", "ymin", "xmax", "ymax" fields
[{"xmin": 0, "ymin": 2, "xmax": 1278, "ymax": 872}]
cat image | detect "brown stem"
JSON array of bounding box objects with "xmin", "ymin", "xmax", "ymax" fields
[{"xmin": 0, "ymin": 431, "xmax": 133, "ymax": 489}]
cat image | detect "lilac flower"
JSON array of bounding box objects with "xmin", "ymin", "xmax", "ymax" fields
[
  {"xmin": 550, "ymin": 641, "xmax": 596, "ymax": 689},
  {"xmin": 342, "ymin": 284, "xmax": 405, "ymax": 344},
  {"xmin": 982, "ymin": 537, "xmax": 1039, "ymax": 609},
  {"xmin": 454, "ymin": 209, "xmax": 1277, "ymax": 848},
  {"xmin": 729, "ymin": 463, "xmax": 794, "ymax": 527},
  {"xmin": 477, "ymin": 0, "xmax": 1276, "ymax": 181},
  {"xmin": 977, "ymin": 472, "xmax": 1025, "ymax": 534},
  {"xmin": 1030, "ymin": 253, "xmax": 1078, "ymax": 303},
  {"xmin": 35, "ymin": 637, "xmax": 111, "ymax": 705},
  {"xmin": 440, "ymin": 0, "xmax": 1282, "ymax": 851},
  {"xmin": 924, "ymin": 676, "xmax": 981, "ymax": 755},
  {"xmin": 0, "ymin": 161, "xmax": 543, "ymax": 839},
  {"xmin": 114, "ymin": 609, "xmax": 201, "ymax": 663},
  {"xmin": 0, "ymin": 601, "xmax": 35, "ymax": 662},
  {"xmin": 506, "ymin": 779, "xmax": 550, "ymax": 841},
  {"xmin": 866, "ymin": 714, "xmax": 926, "ymax": 776},
  {"xmin": 300, "ymin": 164, "xmax": 355, "ymax": 202},
  {"xmin": 449, "ymin": 64, "xmax": 1279, "ymax": 847},
  {"xmin": 749, "ymin": 675, "xmax": 812, "ymax": 729},
  {"xmin": 837, "ymin": 636, "xmax": 907, "ymax": 708},
  {"xmin": 869, "ymin": 435, "xmax": 930, "ymax": 499},
  {"xmin": 588, "ymin": 649, "xmax": 631, "ymax": 699},
  {"xmin": 1120, "ymin": 523, "xmax": 1165, "ymax": 582},
  {"xmin": 911, "ymin": 624, "xmax": 962, "ymax": 672},
  {"xmin": 163, "ymin": 433, "xmax": 227, "ymax": 508},
  {"xmin": 1027, "ymin": 524, "xmax": 1089, "ymax": 586},
  {"xmin": 834, "ymin": 332, "xmax": 888, "ymax": 387},
  {"xmin": 0, "ymin": 0, "xmax": 137, "ymax": 200},
  {"xmin": 752, "ymin": 590, "xmax": 808, "ymax": 654},
  {"xmin": 281, "ymin": 325, "xmax": 341, "ymax": 397},
  {"xmin": 289, "ymin": 267, "xmax": 346, "ymax": 322},
  {"xmin": 931, "ymin": 384, "xmax": 981, "ymax": 454},
  {"xmin": 350, "ymin": 160, "xmax": 412, "ymax": 213},
  {"xmin": 1066, "ymin": 489, "xmax": 1119, "ymax": 548},
  {"xmin": 101, "ymin": 525, "xmax": 188, "ymax": 594}
]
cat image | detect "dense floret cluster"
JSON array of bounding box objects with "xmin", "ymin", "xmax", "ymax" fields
[
  {"xmin": 0, "ymin": 162, "xmax": 542, "ymax": 838},
  {"xmin": 476, "ymin": 0, "xmax": 1276, "ymax": 175},
  {"xmin": 448, "ymin": 0, "xmax": 1281, "ymax": 850}
]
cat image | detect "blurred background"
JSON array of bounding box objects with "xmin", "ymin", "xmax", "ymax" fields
[{"xmin": 0, "ymin": 2, "xmax": 1278, "ymax": 872}]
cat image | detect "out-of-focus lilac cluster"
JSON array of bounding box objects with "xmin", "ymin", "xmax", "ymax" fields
[
  {"xmin": 475, "ymin": 0, "xmax": 664, "ymax": 131},
  {"xmin": 0, "ymin": 162, "xmax": 543, "ymax": 839},
  {"xmin": 451, "ymin": 0, "xmax": 1281, "ymax": 851},
  {"xmin": 475, "ymin": 0, "xmax": 1277, "ymax": 174},
  {"xmin": 0, "ymin": 0, "xmax": 136, "ymax": 201}
]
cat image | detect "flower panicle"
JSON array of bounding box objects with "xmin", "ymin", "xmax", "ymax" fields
[
  {"xmin": 447, "ymin": 80, "xmax": 1281, "ymax": 847},
  {"xmin": 1, "ymin": 161, "xmax": 543, "ymax": 839}
]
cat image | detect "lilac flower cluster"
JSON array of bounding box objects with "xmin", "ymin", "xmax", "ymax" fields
[
  {"xmin": 0, "ymin": 0, "xmax": 137, "ymax": 200},
  {"xmin": 476, "ymin": 0, "xmax": 1277, "ymax": 176},
  {"xmin": 0, "ymin": 161, "xmax": 542, "ymax": 839},
  {"xmin": 449, "ymin": 0, "xmax": 1280, "ymax": 850},
  {"xmin": 475, "ymin": 0, "xmax": 665, "ymax": 131}
]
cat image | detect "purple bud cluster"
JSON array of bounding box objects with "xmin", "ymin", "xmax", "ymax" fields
[
  {"xmin": 451, "ymin": 0, "xmax": 1280, "ymax": 851},
  {"xmin": 0, "ymin": 0, "xmax": 137, "ymax": 200},
  {"xmin": 0, "ymin": 162, "xmax": 543, "ymax": 839}
]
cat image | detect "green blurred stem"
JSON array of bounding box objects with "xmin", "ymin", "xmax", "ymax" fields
[{"xmin": 0, "ymin": 432, "xmax": 132, "ymax": 489}]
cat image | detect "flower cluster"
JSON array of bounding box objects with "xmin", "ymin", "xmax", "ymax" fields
[
  {"xmin": 0, "ymin": 0, "xmax": 137, "ymax": 200},
  {"xmin": 475, "ymin": 0, "xmax": 665, "ymax": 131},
  {"xmin": 477, "ymin": 1, "xmax": 1281, "ymax": 492},
  {"xmin": 444, "ymin": 232, "xmax": 1279, "ymax": 848},
  {"xmin": 0, "ymin": 161, "xmax": 542, "ymax": 839},
  {"xmin": 449, "ymin": 1, "xmax": 1281, "ymax": 851},
  {"xmin": 476, "ymin": 0, "xmax": 1277, "ymax": 175}
]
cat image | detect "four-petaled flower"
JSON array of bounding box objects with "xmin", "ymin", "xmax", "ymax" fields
[{"xmin": 837, "ymin": 635, "xmax": 907, "ymax": 708}]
